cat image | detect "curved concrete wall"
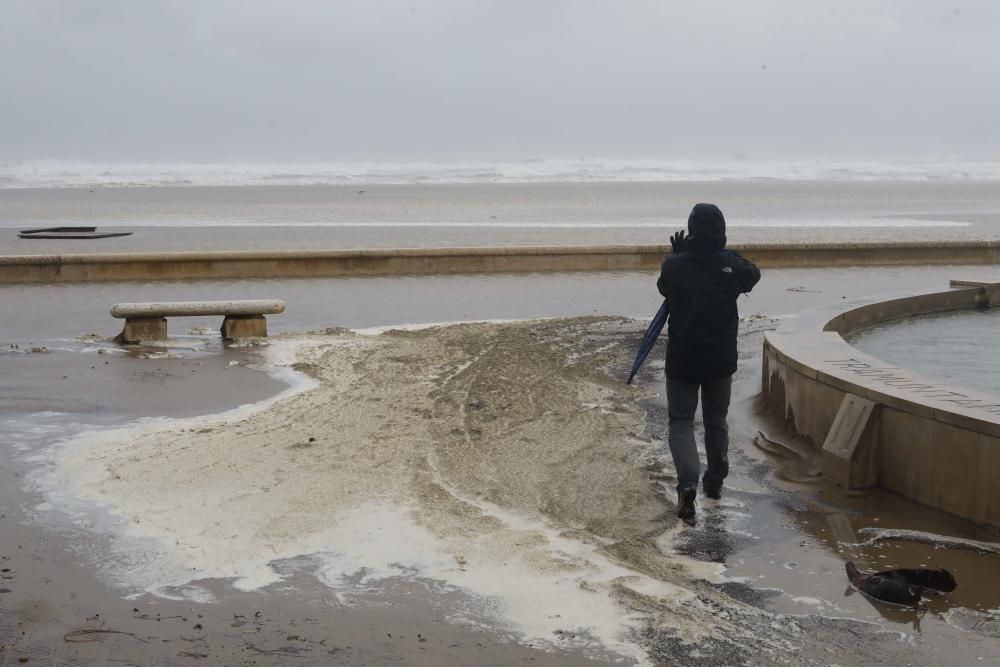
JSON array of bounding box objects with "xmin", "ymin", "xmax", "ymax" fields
[
  {"xmin": 762, "ymin": 280, "xmax": 1000, "ymax": 527},
  {"xmin": 2, "ymin": 240, "xmax": 1000, "ymax": 284}
]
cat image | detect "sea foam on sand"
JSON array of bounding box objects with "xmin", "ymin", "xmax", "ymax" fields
[{"xmin": 41, "ymin": 320, "xmax": 787, "ymax": 663}]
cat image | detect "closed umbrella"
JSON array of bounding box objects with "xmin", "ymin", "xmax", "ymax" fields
[{"xmin": 626, "ymin": 299, "xmax": 669, "ymax": 385}]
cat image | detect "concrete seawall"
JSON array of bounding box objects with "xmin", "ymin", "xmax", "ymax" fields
[
  {"xmin": 763, "ymin": 280, "xmax": 1000, "ymax": 527},
  {"xmin": 2, "ymin": 240, "xmax": 1000, "ymax": 284}
]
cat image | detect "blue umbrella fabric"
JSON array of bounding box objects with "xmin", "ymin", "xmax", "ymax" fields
[{"xmin": 627, "ymin": 299, "xmax": 669, "ymax": 385}]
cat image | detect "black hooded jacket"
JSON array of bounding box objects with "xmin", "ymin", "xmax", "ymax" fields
[{"xmin": 657, "ymin": 204, "xmax": 761, "ymax": 383}]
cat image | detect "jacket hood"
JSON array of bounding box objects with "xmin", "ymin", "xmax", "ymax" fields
[{"xmin": 687, "ymin": 203, "xmax": 726, "ymax": 253}]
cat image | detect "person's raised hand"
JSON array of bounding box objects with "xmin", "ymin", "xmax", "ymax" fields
[{"xmin": 670, "ymin": 230, "xmax": 688, "ymax": 253}]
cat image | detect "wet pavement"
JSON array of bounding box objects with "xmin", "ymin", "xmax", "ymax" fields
[{"xmin": 3, "ymin": 268, "xmax": 1000, "ymax": 665}]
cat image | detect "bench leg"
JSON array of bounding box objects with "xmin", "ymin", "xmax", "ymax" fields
[
  {"xmin": 221, "ymin": 315, "xmax": 267, "ymax": 339},
  {"xmin": 117, "ymin": 317, "xmax": 168, "ymax": 344}
]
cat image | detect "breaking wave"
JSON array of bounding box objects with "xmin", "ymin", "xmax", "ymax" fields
[{"xmin": 3, "ymin": 158, "xmax": 1000, "ymax": 188}]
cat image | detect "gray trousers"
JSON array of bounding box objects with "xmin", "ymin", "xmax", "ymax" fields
[{"xmin": 667, "ymin": 375, "xmax": 733, "ymax": 492}]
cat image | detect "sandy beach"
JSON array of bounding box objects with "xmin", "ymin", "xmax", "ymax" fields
[{"xmin": 2, "ymin": 181, "xmax": 1000, "ymax": 256}]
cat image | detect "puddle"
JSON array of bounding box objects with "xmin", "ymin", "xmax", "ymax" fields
[{"xmin": 708, "ymin": 413, "xmax": 1000, "ymax": 658}]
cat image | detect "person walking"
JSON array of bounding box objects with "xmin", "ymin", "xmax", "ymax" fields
[{"xmin": 657, "ymin": 203, "xmax": 760, "ymax": 522}]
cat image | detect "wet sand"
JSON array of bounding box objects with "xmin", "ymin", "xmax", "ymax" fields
[
  {"xmin": 4, "ymin": 267, "xmax": 1000, "ymax": 664},
  {"xmin": 2, "ymin": 181, "xmax": 1000, "ymax": 255}
]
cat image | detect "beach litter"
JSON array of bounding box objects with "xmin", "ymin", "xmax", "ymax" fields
[{"xmin": 18, "ymin": 226, "xmax": 132, "ymax": 240}]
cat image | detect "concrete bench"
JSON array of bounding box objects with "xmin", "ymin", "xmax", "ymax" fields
[{"xmin": 111, "ymin": 299, "xmax": 285, "ymax": 343}]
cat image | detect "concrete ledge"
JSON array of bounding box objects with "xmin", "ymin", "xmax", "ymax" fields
[
  {"xmin": 2, "ymin": 240, "xmax": 1000, "ymax": 284},
  {"xmin": 763, "ymin": 280, "xmax": 1000, "ymax": 527}
]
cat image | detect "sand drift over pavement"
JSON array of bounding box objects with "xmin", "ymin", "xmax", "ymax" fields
[{"xmin": 48, "ymin": 318, "xmax": 915, "ymax": 664}]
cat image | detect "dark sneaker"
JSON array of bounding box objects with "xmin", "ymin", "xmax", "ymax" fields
[
  {"xmin": 677, "ymin": 487, "xmax": 697, "ymax": 522},
  {"xmin": 703, "ymin": 481, "xmax": 722, "ymax": 500}
]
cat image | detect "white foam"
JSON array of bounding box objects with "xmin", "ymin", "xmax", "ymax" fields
[
  {"xmin": 145, "ymin": 584, "xmax": 217, "ymax": 605},
  {"xmin": 857, "ymin": 527, "xmax": 1000, "ymax": 555},
  {"xmin": 4, "ymin": 158, "xmax": 1000, "ymax": 189},
  {"xmin": 790, "ymin": 596, "xmax": 823, "ymax": 606},
  {"xmin": 19, "ymin": 410, "xmax": 69, "ymax": 419},
  {"xmin": 0, "ymin": 218, "xmax": 973, "ymax": 229},
  {"xmin": 41, "ymin": 424, "xmax": 663, "ymax": 663},
  {"xmin": 304, "ymin": 503, "xmax": 678, "ymax": 663},
  {"xmin": 22, "ymin": 341, "xmax": 319, "ymax": 597}
]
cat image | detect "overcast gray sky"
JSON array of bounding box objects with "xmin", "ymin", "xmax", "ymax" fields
[{"xmin": 1, "ymin": 0, "xmax": 998, "ymax": 163}]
